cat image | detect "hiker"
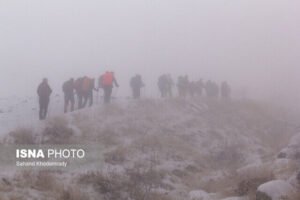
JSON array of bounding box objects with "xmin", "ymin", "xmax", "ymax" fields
[
  {"xmin": 88, "ymin": 78, "xmax": 97, "ymax": 106},
  {"xmin": 130, "ymin": 74, "xmax": 144, "ymax": 99},
  {"xmin": 205, "ymin": 80, "xmax": 214, "ymax": 98},
  {"xmin": 221, "ymin": 81, "xmax": 231, "ymax": 99},
  {"xmin": 195, "ymin": 79, "xmax": 204, "ymax": 96},
  {"xmin": 212, "ymin": 81, "xmax": 220, "ymax": 98},
  {"xmin": 166, "ymin": 74, "xmax": 174, "ymax": 97},
  {"xmin": 81, "ymin": 76, "xmax": 96, "ymax": 108},
  {"xmin": 158, "ymin": 74, "xmax": 168, "ymax": 98},
  {"xmin": 100, "ymin": 71, "xmax": 119, "ymax": 104},
  {"xmin": 177, "ymin": 75, "xmax": 189, "ymax": 97},
  {"xmin": 74, "ymin": 77, "xmax": 84, "ymax": 109},
  {"xmin": 62, "ymin": 78, "xmax": 75, "ymax": 113},
  {"xmin": 177, "ymin": 76, "xmax": 185, "ymax": 97},
  {"xmin": 158, "ymin": 74, "xmax": 174, "ymax": 98},
  {"xmin": 75, "ymin": 76, "xmax": 96, "ymax": 109},
  {"xmin": 37, "ymin": 78, "xmax": 52, "ymax": 120},
  {"xmin": 189, "ymin": 81, "xmax": 197, "ymax": 97},
  {"xmin": 206, "ymin": 81, "xmax": 220, "ymax": 98}
]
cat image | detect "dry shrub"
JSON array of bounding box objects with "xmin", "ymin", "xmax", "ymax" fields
[
  {"xmin": 188, "ymin": 162, "xmax": 274, "ymax": 196},
  {"xmin": 34, "ymin": 170, "xmax": 58, "ymax": 191},
  {"xmin": 289, "ymin": 191, "xmax": 300, "ymax": 200},
  {"xmin": 212, "ymin": 143, "xmax": 245, "ymax": 169},
  {"xmin": 57, "ymin": 185, "xmax": 90, "ymax": 200},
  {"xmin": 200, "ymin": 141, "xmax": 246, "ymax": 171},
  {"xmin": 42, "ymin": 117, "xmax": 74, "ymax": 144},
  {"xmin": 74, "ymin": 115, "xmax": 121, "ymax": 146},
  {"xmin": 78, "ymin": 165, "xmax": 167, "ymax": 200},
  {"xmin": 126, "ymin": 164, "xmax": 166, "ymax": 199},
  {"xmin": 235, "ymin": 101, "xmax": 296, "ymax": 153},
  {"xmin": 104, "ymin": 147, "xmax": 129, "ymax": 165},
  {"xmin": 172, "ymin": 169, "xmax": 188, "ymax": 179},
  {"xmin": 0, "ymin": 177, "xmax": 13, "ymax": 193},
  {"xmin": 101, "ymin": 103, "xmax": 125, "ymax": 116},
  {"xmin": 189, "ymin": 172, "xmax": 238, "ymax": 195},
  {"xmin": 257, "ymin": 122, "xmax": 294, "ymax": 153},
  {"xmin": 129, "ymin": 99, "xmax": 162, "ymax": 119},
  {"xmin": 146, "ymin": 193, "xmax": 173, "ymax": 200},
  {"xmin": 185, "ymin": 164, "xmax": 202, "ymax": 173},
  {"xmin": 133, "ymin": 134, "xmax": 163, "ymax": 154},
  {"xmin": 73, "ymin": 113, "xmax": 95, "ymax": 139},
  {"xmin": 7, "ymin": 194, "xmax": 24, "ymax": 200},
  {"xmin": 255, "ymin": 190, "xmax": 272, "ymax": 200},
  {"xmin": 14, "ymin": 170, "xmax": 59, "ymax": 192},
  {"xmin": 0, "ymin": 196, "xmax": 7, "ymax": 200},
  {"xmin": 98, "ymin": 127, "xmax": 121, "ymax": 147},
  {"xmin": 237, "ymin": 163, "xmax": 274, "ymax": 182},
  {"xmin": 133, "ymin": 134, "xmax": 198, "ymax": 163},
  {"xmin": 256, "ymin": 188, "xmax": 297, "ymax": 200},
  {"xmin": 6, "ymin": 128, "xmax": 36, "ymax": 144},
  {"xmin": 273, "ymin": 159, "xmax": 299, "ymax": 180},
  {"xmin": 78, "ymin": 171, "xmax": 126, "ymax": 200},
  {"xmin": 14, "ymin": 170, "xmax": 35, "ymax": 188},
  {"xmin": 235, "ymin": 164, "xmax": 274, "ymax": 198},
  {"xmin": 236, "ymin": 177, "xmax": 272, "ymax": 199},
  {"xmin": 78, "ymin": 171, "xmax": 101, "ymax": 185},
  {"xmin": 120, "ymin": 121, "xmax": 149, "ymax": 139},
  {"xmin": 72, "ymin": 112, "xmax": 90, "ymax": 126}
]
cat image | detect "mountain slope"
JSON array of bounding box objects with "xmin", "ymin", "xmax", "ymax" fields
[{"xmin": 0, "ymin": 97, "xmax": 298, "ymax": 200}]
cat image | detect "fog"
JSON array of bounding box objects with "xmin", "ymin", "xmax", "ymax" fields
[{"xmin": 1, "ymin": 0, "xmax": 300, "ymax": 106}]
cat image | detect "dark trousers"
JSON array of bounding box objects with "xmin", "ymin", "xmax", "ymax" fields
[
  {"xmin": 160, "ymin": 89, "xmax": 167, "ymax": 98},
  {"xmin": 64, "ymin": 94, "xmax": 75, "ymax": 113},
  {"xmin": 77, "ymin": 94, "xmax": 83, "ymax": 109},
  {"xmin": 133, "ymin": 88, "xmax": 141, "ymax": 99},
  {"xmin": 81, "ymin": 90, "xmax": 93, "ymax": 108},
  {"xmin": 103, "ymin": 86, "xmax": 113, "ymax": 104},
  {"xmin": 39, "ymin": 97, "xmax": 49, "ymax": 120}
]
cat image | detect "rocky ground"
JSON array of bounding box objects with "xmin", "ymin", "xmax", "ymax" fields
[{"xmin": 0, "ymin": 97, "xmax": 299, "ymax": 200}]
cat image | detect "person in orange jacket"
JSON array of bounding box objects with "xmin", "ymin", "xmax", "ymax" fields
[{"xmin": 100, "ymin": 71, "xmax": 119, "ymax": 104}]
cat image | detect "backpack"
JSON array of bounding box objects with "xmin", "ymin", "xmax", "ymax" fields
[{"xmin": 102, "ymin": 72, "xmax": 113, "ymax": 86}]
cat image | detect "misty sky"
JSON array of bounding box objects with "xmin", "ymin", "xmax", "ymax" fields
[{"xmin": 1, "ymin": 0, "xmax": 300, "ymax": 103}]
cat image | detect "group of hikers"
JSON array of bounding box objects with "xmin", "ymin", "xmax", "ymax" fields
[
  {"xmin": 157, "ymin": 74, "xmax": 231, "ymax": 100},
  {"xmin": 37, "ymin": 71, "xmax": 119, "ymax": 120},
  {"xmin": 37, "ymin": 72, "xmax": 231, "ymax": 120}
]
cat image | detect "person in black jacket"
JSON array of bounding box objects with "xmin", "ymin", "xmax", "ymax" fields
[
  {"xmin": 158, "ymin": 74, "xmax": 173, "ymax": 98},
  {"xmin": 37, "ymin": 78, "xmax": 52, "ymax": 120},
  {"xmin": 62, "ymin": 78, "xmax": 75, "ymax": 113},
  {"xmin": 221, "ymin": 81, "xmax": 231, "ymax": 99},
  {"xmin": 130, "ymin": 74, "xmax": 144, "ymax": 99}
]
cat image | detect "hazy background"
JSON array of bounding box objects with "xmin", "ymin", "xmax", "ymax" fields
[{"xmin": 1, "ymin": 0, "xmax": 299, "ymax": 107}]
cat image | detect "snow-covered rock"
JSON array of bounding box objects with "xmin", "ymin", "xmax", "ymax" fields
[
  {"xmin": 256, "ymin": 180, "xmax": 295, "ymax": 200},
  {"xmin": 277, "ymin": 132, "xmax": 300, "ymax": 160}
]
